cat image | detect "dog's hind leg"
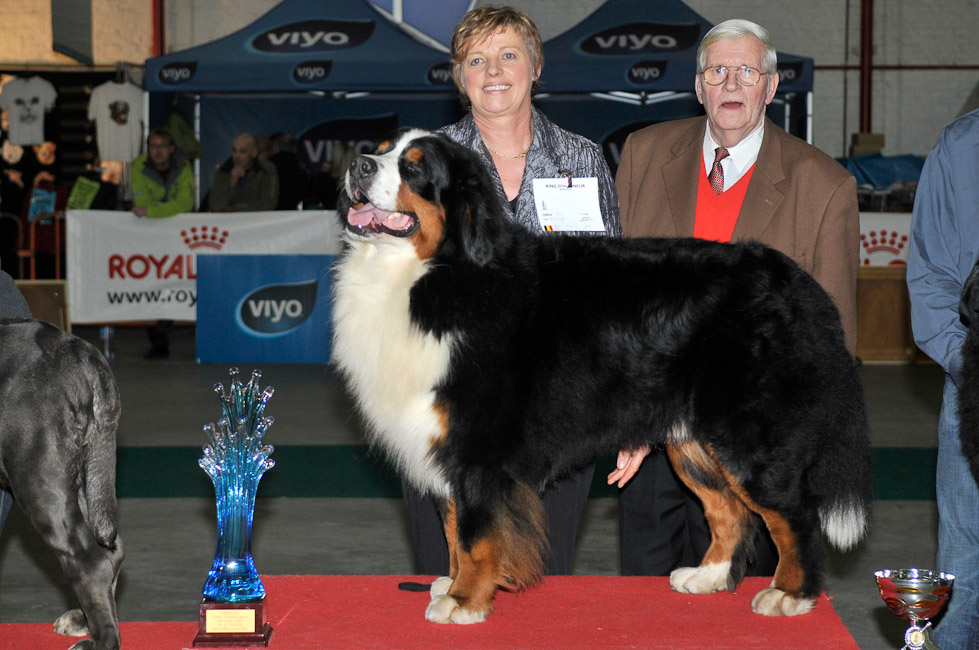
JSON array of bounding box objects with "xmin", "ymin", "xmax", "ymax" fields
[
  {"xmin": 12, "ymin": 471, "xmax": 124, "ymax": 650},
  {"xmin": 426, "ymin": 482, "xmax": 547, "ymax": 624},
  {"xmin": 666, "ymin": 442, "xmax": 755, "ymax": 594},
  {"xmin": 714, "ymin": 468, "xmax": 822, "ymax": 616}
]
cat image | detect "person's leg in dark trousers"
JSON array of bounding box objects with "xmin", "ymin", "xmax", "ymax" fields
[
  {"xmin": 402, "ymin": 464, "xmax": 596, "ymax": 576},
  {"xmin": 619, "ymin": 451, "xmax": 705, "ymax": 575},
  {"xmin": 402, "ymin": 480, "xmax": 450, "ymax": 575},
  {"xmin": 541, "ymin": 464, "xmax": 595, "ymax": 574},
  {"xmin": 145, "ymin": 319, "xmax": 173, "ymax": 359},
  {"xmin": 0, "ymin": 488, "xmax": 12, "ymax": 536}
]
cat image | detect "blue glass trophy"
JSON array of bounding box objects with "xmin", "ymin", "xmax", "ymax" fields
[{"xmin": 194, "ymin": 368, "xmax": 275, "ymax": 647}]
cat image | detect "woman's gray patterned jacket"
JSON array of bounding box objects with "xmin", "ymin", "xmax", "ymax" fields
[{"xmin": 439, "ymin": 106, "xmax": 621, "ymax": 237}]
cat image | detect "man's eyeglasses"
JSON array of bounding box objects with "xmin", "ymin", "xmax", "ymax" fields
[{"xmin": 701, "ymin": 65, "xmax": 766, "ymax": 87}]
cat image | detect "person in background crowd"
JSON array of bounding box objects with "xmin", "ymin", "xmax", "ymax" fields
[
  {"xmin": 309, "ymin": 141, "xmax": 354, "ymax": 210},
  {"xmin": 131, "ymin": 127, "xmax": 194, "ymax": 219},
  {"xmin": 906, "ymin": 107, "xmax": 979, "ymax": 649},
  {"xmin": 255, "ymin": 134, "xmax": 272, "ymax": 161},
  {"xmin": 402, "ymin": 5, "xmax": 621, "ymax": 578},
  {"xmin": 130, "ymin": 127, "xmax": 196, "ymax": 359},
  {"xmin": 610, "ymin": 18, "xmax": 859, "ymax": 579},
  {"xmin": 269, "ymin": 132, "xmax": 309, "ymax": 210},
  {"xmin": 208, "ymin": 133, "xmax": 279, "ymax": 212}
]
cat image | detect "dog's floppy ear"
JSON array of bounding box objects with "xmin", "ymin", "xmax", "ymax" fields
[{"xmin": 438, "ymin": 137, "xmax": 506, "ymax": 266}]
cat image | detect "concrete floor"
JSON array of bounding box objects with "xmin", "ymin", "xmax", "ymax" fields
[{"xmin": 0, "ymin": 325, "xmax": 947, "ymax": 649}]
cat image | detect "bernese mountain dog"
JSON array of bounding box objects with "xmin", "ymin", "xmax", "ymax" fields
[{"xmin": 331, "ymin": 128, "xmax": 873, "ymax": 624}]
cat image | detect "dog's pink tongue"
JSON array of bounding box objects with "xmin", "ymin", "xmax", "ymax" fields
[
  {"xmin": 347, "ymin": 202, "xmax": 385, "ymax": 227},
  {"xmin": 347, "ymin": 203, "xmax": 414, "ymax": 232}
]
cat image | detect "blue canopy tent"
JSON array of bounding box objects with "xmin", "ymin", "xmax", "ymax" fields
[
  {"xmin": 143, "ymin": 0, "xmax": 461, "ymax": 200},
  {"xmin": 144, "ymin": 0, "xmax": 455, "ymax": 93},
  {"xmin": 141, "ymin": 0, "xmax": 816, "ymax": 195},
  {"xmin": 539, "ymin": 0, "xmax": 812, "ymax": 96}
]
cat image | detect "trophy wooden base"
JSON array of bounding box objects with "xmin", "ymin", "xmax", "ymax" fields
[{"xmin": 193, "ymin": 597, "xmax": 273, "ymax": 647}]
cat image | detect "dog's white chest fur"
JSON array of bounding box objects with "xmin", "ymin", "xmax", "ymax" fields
[{"xmin": 332, "ymin": 239, "xmax": 454, "ymax": 498}]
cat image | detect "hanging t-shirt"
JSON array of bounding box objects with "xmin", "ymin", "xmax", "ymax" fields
[
  {"xmin": 88, "ymin": 80, "xmax": 144, "ymax": 163},
  {"xmin": 0, "ymin": 76, "xmax": 57, "ymax": 146}
]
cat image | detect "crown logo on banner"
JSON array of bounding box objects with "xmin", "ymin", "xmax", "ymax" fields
[
  {"xmin": 860, "ymin": 229, "xmax": 908, "ymax": 266},
  {"xmin": 182, "ymin": 226, "xmax": 230, "ymax": 250}
]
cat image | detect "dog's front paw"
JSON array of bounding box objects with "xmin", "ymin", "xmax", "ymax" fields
[
  {"xmin": 425, "ymin": 594, "xmax": 488, "ymax": 624},
  {"xmin": 751, "ymin": 587, "xmax": 816, "ymax": 616},
  {"xmin": 669, "ymin": 562, "xmax": 731, "ymax": 594},
  {"xmin": 54, "ymin": 609, "xmax": 88, "ymax": 637},
  {"xmin": 66, "ymin": 640, "xmax": 96, "ymax": 650},
  {"xmin": 430, "ymin": 576, "xmax": 453, "ymax": 598}
]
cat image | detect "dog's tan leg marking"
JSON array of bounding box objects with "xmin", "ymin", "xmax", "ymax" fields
[
  {"xmin": 667, "ymin": 442, "xmax": 747, "ymax": 594},
  {"xmin": 715, "ymin": 467, "xmax": 815, "ymax": 616},
  {"xmin": 430, "ymin": 500, "xmax": 458, "ymax": 600},
  {"xmin": 426, "ymin": 536, "xmax": 500, "ymax": 624},
  {"xmin": 425, "ymin": 485, "xmax": 546, "ymax": 623}
]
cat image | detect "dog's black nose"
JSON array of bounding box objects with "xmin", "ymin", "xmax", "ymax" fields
[{"xmin": 350, "ymin": 155, "xmax": 377, "ymax": 181}]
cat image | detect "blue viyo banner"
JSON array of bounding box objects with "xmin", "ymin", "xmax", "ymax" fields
[{"xmin": 196, "ymin": 254, "xmax": 336, "ymax": 364}]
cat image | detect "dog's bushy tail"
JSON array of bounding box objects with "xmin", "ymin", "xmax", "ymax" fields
[
  {"xmin": 77, "ymin": 340, "xmax": 122, "ymax": 549},
  {"xmin": 814, "ymin": 380, "xmax": 874, "ymax": 551}
]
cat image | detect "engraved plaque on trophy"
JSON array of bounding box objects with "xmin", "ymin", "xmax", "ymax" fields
[{"xmin": 193, "ymin": 368, "xmax": 275, "ymax": 647}]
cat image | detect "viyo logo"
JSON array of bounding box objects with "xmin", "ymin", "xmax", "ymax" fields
[
  {"xmin": 253, "ymin": 20, "xmax": 374, "ymax": 53},
  {"xmin": 628, "ymin": 61, "xmax": 667, "ymax": 84},
  {"xmin": 237, "ymin": 280, "xmax": 318, "ymax": 335},
  {"xmin": 427, "ymin": 62, "xmax": 455, "ymax": 86},
  {"xmin": 293, "ymin": 61, "xmax": 333, "ymax": 84},
  {"xmin": 158, "ymin": 62, "xmax": 197, "ymax": 85},
  {"xmin": 580, "ymin": 23, "xmax": 700, "ymax": 55}
]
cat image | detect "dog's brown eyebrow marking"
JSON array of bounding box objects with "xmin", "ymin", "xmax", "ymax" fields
[
  {"xmin": 376, "ymin": 140, "xmax": 392, "ymax": 153},
  {"xmin": 405, "ymin": 147, "xmax": 424, "ymax": 163}
]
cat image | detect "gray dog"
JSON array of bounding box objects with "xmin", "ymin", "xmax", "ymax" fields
[{"xmin": 0, "ymin": 318, "xmax": 123, "ymax": 650}]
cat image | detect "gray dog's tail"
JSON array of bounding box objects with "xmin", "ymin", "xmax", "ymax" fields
[{"xmin": 78, "ymin": 340, "xmax": 122, "ymax": 548}]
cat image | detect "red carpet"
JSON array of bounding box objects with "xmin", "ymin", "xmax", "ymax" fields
[{"xmin": 1, "ymin": 575, "xmax": 858, "ymax": 649}]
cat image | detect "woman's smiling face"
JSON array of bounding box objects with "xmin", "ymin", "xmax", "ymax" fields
[{"xmin": 460, "ymin": 27, "xmax": 540, "ymax": 121}]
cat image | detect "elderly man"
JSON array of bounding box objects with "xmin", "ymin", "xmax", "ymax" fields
[
  {"xmin": 610, "ymin": 19, "xmax": 860, "ymax": 577},
  {"xmin": 208, "ymin": 133, "xmax": 279, "ymax": 212}
]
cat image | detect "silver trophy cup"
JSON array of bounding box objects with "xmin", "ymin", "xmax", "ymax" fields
[{"xmin": 875, "ymin": 568, "xmax": 954, "ymax": 650}]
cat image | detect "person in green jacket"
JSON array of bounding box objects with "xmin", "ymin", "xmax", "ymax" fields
[
  {"xmin": 129, "ymin": 127, "xmax": 195, "ymax": 360},
  {"xmin": 131, "ymin": 128, "xmax": 195, "ymax": 218}
]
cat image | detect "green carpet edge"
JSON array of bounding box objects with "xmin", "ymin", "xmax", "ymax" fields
[{"xmin": 116, "ymin": 446, "xmax": 935, "ymax": 500}]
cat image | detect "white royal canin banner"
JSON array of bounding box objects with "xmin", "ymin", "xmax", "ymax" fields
[
  {"xmin": 66, "ymin": 210, "xmax": 341, "ymax": 323},
  {"xmin": 859, "ymin": 212, "xmax": 911, "ymax": 267}
]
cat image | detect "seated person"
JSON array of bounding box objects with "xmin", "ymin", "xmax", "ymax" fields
[
  {"xmin": 208, "ymin": 133, "xmax": 279, "ymax": 212},
  {"xmin": 269, "ymin": 132, "xmax": 309, "ymax": 210},
  {"xmin": 131, "ymin": 128, "xmax": 195, "ymax": 218}
]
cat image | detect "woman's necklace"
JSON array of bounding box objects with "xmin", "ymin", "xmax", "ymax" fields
[{"xmin": 485, "ymin": 134, "xmax": 533, "ymax": 159}]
